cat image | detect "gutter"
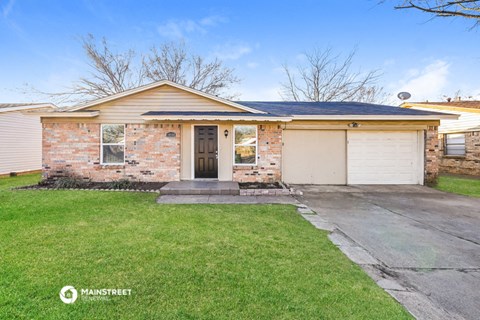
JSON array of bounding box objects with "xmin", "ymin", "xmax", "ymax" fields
[
  {"xmin": 22, "ymin": 110, "xmax": 100, "ymax": 118},
  {"xmin": 291, "ymin": 114, "xmax": 458, "ymax": 120}
]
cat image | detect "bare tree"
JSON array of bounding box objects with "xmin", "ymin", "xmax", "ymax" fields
[
  {"xmin": 395, "ymin": 1, "xmax": 480, "ymax": 22},
  {"xmin": 142, "ymin": 42, "xmax": 240, "ymax": 99},
  {"xmin": 35, "ymin": 34, "xmax": 144, "ymax": 105},
  {"xmin": 281, "ymin": 48, "xmax": 385, "ymax": 103},
  {"xmin": 33, "ymin": 36, "xmax": 240, "ymax": 105}
]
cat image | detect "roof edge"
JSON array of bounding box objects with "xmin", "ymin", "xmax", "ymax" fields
[
  {"xmin": 24, "ymin": 110, "xmax": 99, "ymax": 118},
  {"xmin": 403, "ymin": 102, "xmax": 480, "ymax": 114},
  {"xmin": 291, "ymin": 114, "xmax": 457, "ymax": 120},
  {"xmin": 0, "ymin": 103, "xmax": 57, "ymax": 113}
]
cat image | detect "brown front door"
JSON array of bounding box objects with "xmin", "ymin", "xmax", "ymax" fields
[{"xmin": 194, "ymin": 126, "xmax": 218, "ymax": 179}]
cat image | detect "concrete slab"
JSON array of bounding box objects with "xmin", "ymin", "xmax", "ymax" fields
[
  {"xmin": 297, "ymin": 185, "xmax": 480, "ymax": 320},
  {"xmin": 156, "ymin": 195, "xmax": 299, "ymax": 204},
  {"xmin": 297, "ymin": 207, "xmax": 315, "ymax": 214},
  {"xmin": 294, "ymin": 184, "xmax": 442, "ymax": 194},
  {"xmin": 398, "ymin": 269, "xmax": 480, "ymax": 320},
  {"xmin": 301, "ymin": 214, "xmax": 335, "ymax": 231},
  {"xmin": 328, "ymin": 232, "xmax": 379, "ymax": 265},
  {"xmin": 160, "ymin": 181, "xmax": 239, "ymax": 195},
  {"xmin": 386, "ymin": 290, "xmax": 464, "ymax": 320}
]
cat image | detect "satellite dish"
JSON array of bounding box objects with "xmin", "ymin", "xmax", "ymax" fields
[{"xmin": 397, "ymin": 92, "xmax": 411, "ymax": 101}]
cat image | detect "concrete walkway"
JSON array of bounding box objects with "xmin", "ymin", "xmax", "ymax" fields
[{"xmin": 157, "ymin": 194, "xmax": 299, "ymax": 204}]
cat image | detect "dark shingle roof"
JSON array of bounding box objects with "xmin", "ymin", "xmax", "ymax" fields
[{"xmin": 235, "ymin": 101, "xmax": 448, "ymax": 116}]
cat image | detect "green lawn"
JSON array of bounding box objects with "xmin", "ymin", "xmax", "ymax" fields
[
  {"xmin": 0, "ymin": 174, "xmax": 411, "ymax": 319},
  {"xmin": 435, "ymin": 174, "xmax": 480, "ymax": 197}
]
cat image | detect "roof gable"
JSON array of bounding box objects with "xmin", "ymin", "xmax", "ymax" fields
[{"xmin": 70, "ymin": 80, "xmax": 264, "ymax": 114}]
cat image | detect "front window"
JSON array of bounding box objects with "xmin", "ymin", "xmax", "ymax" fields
[
  {"xmin": 101, "ymin": 124, "xmax": 125, "ymax": 164},
  {"xmin": 444, "ymin": 133, "xmax": 465, "ymax": 156},
  {"xmin": 234, "ymin": 125, "xmax": 257, "ymax": 165}
]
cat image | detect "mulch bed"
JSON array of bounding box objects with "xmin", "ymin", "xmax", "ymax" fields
[
  {"xmin": 239, "ymin": 182, "xmax": 284, "ymax": 190},
  {"xmin": 15, "ymin": 181, "xmax": 168, "ymax": 192}
]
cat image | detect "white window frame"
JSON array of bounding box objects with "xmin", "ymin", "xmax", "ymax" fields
[
  {"xmin": 444, "ymin": 132, "xmax": 466, "ymax": 156},
  {"xmin": 233, "ymin": 125, "xmax": 258, "ymax": 166},
  {"xmin": 100, "ymin": 124, "xmax": 126, "ymax": 165}
]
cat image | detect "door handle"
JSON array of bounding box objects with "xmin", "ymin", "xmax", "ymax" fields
[{"xmin": 215, "ymin": 150, "xmax": 218, "ymax": 159}]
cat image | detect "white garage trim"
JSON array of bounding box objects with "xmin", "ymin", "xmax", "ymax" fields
[{"xmin": 346, "ymin": 131, "xmax": 424, "ymax": 185}]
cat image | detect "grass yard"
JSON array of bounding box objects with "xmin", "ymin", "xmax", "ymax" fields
[
  {"xmin": 0, "ymin": 174, "xmax": 411, "ymax": 319},
  {"xmin": 435, "ymin": 174, "xmax": 480, "ymax": 197}
]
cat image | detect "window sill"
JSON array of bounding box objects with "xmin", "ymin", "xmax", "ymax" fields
[
  {"xmin": 234, "ymin": 165, "xmax": 258, "ymax": 170},
  {"xmin": 443, "ymin": 155, "xmax": 466, "ymax": 159},
  {"xmin": 100, "ymin": 164, "xmax": 126, "ymax": 169}
]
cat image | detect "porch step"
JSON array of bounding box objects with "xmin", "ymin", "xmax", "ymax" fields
[{"xmin": 160, "ymin": 181, "xmax": 240, "ymax": 195}]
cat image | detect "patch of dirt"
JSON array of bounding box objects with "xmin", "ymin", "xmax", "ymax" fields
[{"xmin": 239, "ymin": 182, "xmax": 284, "ymax": 189}]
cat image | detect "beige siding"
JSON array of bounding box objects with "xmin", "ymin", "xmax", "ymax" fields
[
  {"xmin": 218, "ymin": 123, "xmax": 233, "ymax": 181},
  {"xmin": 282, "ymin": 130, "xmax": 347, "ymax": 184},
  {"xmin": 78, "ymin": 85, "xmax": 242, "ymax": 124},
  {"xmin": 180, "ymin": 125, "xmax": 192, "ymax": 180},
  {"xmin": 0, "ymin": 111, "xmax": 43, "ymax": 174},
  {"xmin": 283, "ymin": 120, "xmax": 438, "ymax": 130}
]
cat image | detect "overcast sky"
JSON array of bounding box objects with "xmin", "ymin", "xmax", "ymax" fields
[{"xmin": 1, "ymin": 0, "xmax": 480, "ymax": 105}]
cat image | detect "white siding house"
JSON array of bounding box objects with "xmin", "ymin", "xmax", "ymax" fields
[
  {"xmin": 0, "ymin": 103, "xmax": 56, "ymax": 175},
  {"xmin": 403, "ymin": 101, "xmax": 480, "ymax": 176}
]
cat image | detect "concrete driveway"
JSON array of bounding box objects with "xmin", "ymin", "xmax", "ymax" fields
[{"xmin": 296, "ymin": 185, "xmax": 480, "ymax": 320}]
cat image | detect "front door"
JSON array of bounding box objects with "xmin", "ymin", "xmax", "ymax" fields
[{"xmin": 194, "ymin": 126, "xmax": 218, "ymax": 178}]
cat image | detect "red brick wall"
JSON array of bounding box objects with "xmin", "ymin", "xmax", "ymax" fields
[
  {"xmin": 42, "ymin": 123, "xmax": 181, "ymax": 182},
  {"xmin": 232, "ymin": 124, "xmax": 282, "ymax": 183},
  {"xmin": 425, "ymin": 126, "xmax": 439, "ymax": 185},
  {"xmin": 438, "ymin": 131, "xmax": 480, "ymax": 176}
]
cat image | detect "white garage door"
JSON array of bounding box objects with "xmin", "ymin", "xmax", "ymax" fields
[
  {"xmin": 347, "ymin": 131, "xmax": 422, "ymax": 184},
  {"xmin": 283, "ymin": 130, "xmax": 346, "ymax": 184}
]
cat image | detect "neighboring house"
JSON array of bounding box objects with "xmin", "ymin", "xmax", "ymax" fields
[
  {"xmin": 0, "ymin": 103, "xmax": 56, "ymax": 176},
  {"xmin": 403, "ymin": 101, "xmax": 480, "ymax": 176},
  {"xmin": 33, "ymin": 80, "xmax": 454, "ymax": 185}
]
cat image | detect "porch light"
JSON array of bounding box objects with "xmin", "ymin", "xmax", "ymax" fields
[
  {"xmin": 224, "ymin": 129, "xmax": 229, "ymax": 137},
  {"xmin": 348, "ymin": 122, "xmax": 361, "ymax": 128}
]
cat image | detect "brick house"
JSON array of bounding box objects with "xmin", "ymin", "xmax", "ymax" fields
[
  {"xmin": 33, "ymin": 80, "xmax": 454, "ymax": 185},
  {"xmin": 403, "ymin": 101, "xmax": 480, "ymax": 176}
]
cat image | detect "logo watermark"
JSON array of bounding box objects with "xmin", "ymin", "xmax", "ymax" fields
[
  {"xmin": 59, "ymin": 286, "xmax": 78, "ymax": 304},
  {"xmin": 59, "ymin": 286, "xmax": 132, "ymax": 304}
]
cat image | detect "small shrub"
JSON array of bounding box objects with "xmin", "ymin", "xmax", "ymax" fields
[
  {"xmin": 53, "ymin": 177, "xmax": 86, "ymax": 189},
  {"xmin": 108, "ymin": 179, "xmax": 133, "ymax": 190}
]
